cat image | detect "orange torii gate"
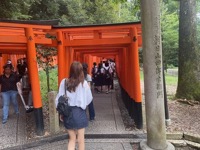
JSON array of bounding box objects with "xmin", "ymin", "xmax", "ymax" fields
[
  {"xmin": 0, "ymin": 21, "xmax": 143, "ymax": 134},
  {"xmin": 50, "ymin": 22, "xmax": 143, "ymax": 128},
  {"xmin": 0, "ymin": 20, "xmax": 58, "ymax": 135}
]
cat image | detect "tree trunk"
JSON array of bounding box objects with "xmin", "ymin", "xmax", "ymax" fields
[
  {"xmin": 176, "ymin": 0, "xmax": 200, "ymax": 101},
  {"xmin": 46, "ymin": 65, "xmax": 50, "ymax": 92}
]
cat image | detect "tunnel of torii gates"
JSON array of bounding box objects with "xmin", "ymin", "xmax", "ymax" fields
[{"xmin": 0, "ymin": 20, "xmax": 142, "ymax": 135}]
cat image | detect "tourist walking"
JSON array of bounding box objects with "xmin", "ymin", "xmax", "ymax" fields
[
  {"xmin": 55, "ymin": 61, "xmax": 93, "ymax": 150},
  {"xmin": 0, "ymin": 64, "xmax": 20, "ymax": 124},
  {"xmin": 95, "ymin": 63, "xmax": 104, "ymax": 93},
  {"xmin": 91, "ymin": 62, "xmax": 98, "ymax": 92},
  {"xmin": 103, "ymin": 62, "xmax": 112, "ymax": 94}
]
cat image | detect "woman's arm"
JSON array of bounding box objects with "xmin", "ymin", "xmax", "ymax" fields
[{"xmin": 55, "ymin": 78, "xmax": 66, "ymax": 107}]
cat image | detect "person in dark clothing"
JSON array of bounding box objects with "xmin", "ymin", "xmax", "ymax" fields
[
  {"xmin": 91, "ymin": 62, "xmax": 98, "ymax": 91},
  {"xmin": 6, "ymin": 59, "xmax": 14, "ymax": 72},
  {"xmin": 95, "ymin": 63, "xmax": 104, "ymax": 93},
  {"xmin": 103, "ymin": 62, "xmax": 112, "ymax": 94},
  {"xmin": 0, "ymin": 64, "xmax": 20, "ymax": 124},
  {"xmin": 82, "ymin": 63, "xmax": 96, "ymax": 121},
  {"xmin": 17, "ymin": 58, "xmax": 27, "ymax": 79}
]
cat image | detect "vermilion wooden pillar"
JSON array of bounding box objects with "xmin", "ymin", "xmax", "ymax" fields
[
  {"xmin": 65, "ymin": 47, "xmax": 70, "ymax": 77},
  {"xmin": 88, "ymin": 55, "xmax": 93, "ymax": 75},
  {"xmin": 0, "ymin": 56, "xmax": 3, "ymax": 74},
  {"xmin": 126, "ymin": 47, "xmax": 132, "ymax": 95},
  {"xmin": 122, "ymin": 48, "xmax": 127, "ymax": 89},
  {"xmin": 57, "ymin": 31, "xmax": 66, "ymax": 84},
  {"xmin": 69, "ymin": 47, "xmax": 74, "ymax": 66},
  {"xmin": 129, "ymin": 27, "xmax": 142, "ymax": 129},
  {"xmin": 131, "ymin": 27, "xmax": 141, "ymax": 103},
  {"xmin": 25, "ymin": 27, "xmax": 44, "ymax": 135}
]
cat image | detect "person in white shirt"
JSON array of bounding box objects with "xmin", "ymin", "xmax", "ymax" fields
[{"xmin": 55, "ymin": 61, "xmax": 93, "ymax": 150}]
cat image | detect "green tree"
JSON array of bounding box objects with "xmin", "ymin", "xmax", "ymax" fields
[
  {"xmin": 58, "ymin": 0, "xmax": 89, "ymax": 25},
  {"xmin": 37, "ymin": 45, "xmax": 57, "ymax": 92},
  {"xmin": 197, "ymin": 0, "xmax": 200, "ymax": 47},
  {"xmin": 117, "ymin": 0, "xmax": 140, "ymax": 22},
  {"xmin": 28, "ymin": 0, "xmax": 60, "ymax": 20},
  {"xmin": 59, "ymin": 0, "xmax": 123, "ymax": 25},
  {"xmin": 176, "ymin": 0, "xmax": 200, "ymax": 101},
  {"xmin": 0, "ymin": 0, "xmax": 31, "ymax": 19},
  {"xmin": 161, "ymin": 0, "xmax": 179, "ymax": 68}
]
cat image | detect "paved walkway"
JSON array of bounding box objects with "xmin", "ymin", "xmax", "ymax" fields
[
  {"xmin": 0, "ymin": 96, "xmax": 27, "ymax": 149},
  {"xmin": 0, "ymin": 81, "xmax": 144, "ymax": 150}
]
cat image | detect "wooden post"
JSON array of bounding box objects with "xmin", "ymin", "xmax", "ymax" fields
[
  {"xmin": 25, "ymin": 27, "xmax": 44, "ymax": 136},
  {"xmin": 48, "ymin": 91, "xmax": 59, "ymax": 133}
]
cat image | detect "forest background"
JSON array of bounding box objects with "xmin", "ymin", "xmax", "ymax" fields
[
  {"xmin": 1, "ymin": 0, "xmax": 196, "ymax": 68},
  {"xmin": 1, "ymin": 0, "xmax": 200, "ymax": 101}
]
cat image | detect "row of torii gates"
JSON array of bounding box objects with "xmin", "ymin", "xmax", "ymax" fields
[
  {"xmin": 0, "ymin": 20, "xmax": 142, "ymax": 134},
  {"xmin": 0, "ymin": 12, "xmax": 174, "ymax": 149},
  {"xmin": 0, "ymin": 20, "xmax": 143, "ymax": 135}
]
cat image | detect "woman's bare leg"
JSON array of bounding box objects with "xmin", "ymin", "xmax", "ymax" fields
[
  {"xmin": 77, "ymin": 128, "xmax": 85, "ymax": 150},
  {"xmin": 67, "ymin": 129, "xmax": 76, "ymax": 150}
]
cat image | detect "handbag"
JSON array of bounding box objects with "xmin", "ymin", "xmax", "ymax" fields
[{"xmin": 56, "ymin": 79, "xmax": 72, "ymax": 118}]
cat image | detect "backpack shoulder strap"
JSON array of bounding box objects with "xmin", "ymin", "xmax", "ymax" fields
[{"xmin": 64, "ymin": 79, "xmax": 68, "ymax": 97}]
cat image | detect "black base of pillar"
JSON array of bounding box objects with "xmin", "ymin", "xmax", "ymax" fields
[
  {"xmin": 132, "ymin": 101, "xmax": 143, "ymax": 129},
  {"xmin": 34, "ymin": 107, "xmax": 44, "ymax": 136},
  {"xmin": 120, "ymin": 86, "xmax": 143, "ymax": 129}
]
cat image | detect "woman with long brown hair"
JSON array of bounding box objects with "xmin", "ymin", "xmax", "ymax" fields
[{"xmin": 55, "ymin": 61, "xmax": 93, "ymax": 150}]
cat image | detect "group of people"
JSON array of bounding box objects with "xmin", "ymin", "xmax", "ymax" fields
[
  {"xmin": 91, "ymin": 59, "xmax": 116, "ymax": 94},
  {"xmin": 0, "ymin": 58, "xmax": 114, "ymax": 149}
]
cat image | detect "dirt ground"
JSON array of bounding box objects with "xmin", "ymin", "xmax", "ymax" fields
[
  {"xmin": 165, "ymin": 84, "xmax": 200, "ymax": 135},
  {"xmin": 166, "ymin": 100, "xmax": 200, "ymax": 134},
  {"xmin": 141, "ymin": 82, "xmax": 200, "ymax": 135}
]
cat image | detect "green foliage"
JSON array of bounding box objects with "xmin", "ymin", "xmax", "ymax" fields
[
  {"xmin": 28, "ymin": 0, "xmax": 60, "ymax": 20},
  {"xmin": 0, "ymin": 0, "xmax": 32, "ymax": 19},
  {"xmin": 36, "ymin": 45, "xmax": 57, "ymax": 68},
  {"xmin": 161, "ymin": 0, "xmax": 179, "ymax": 67},
  {"xmin": 112, "ymin": 0, "xmax": 127, "ymax": 3},
  {"xmin": 0, "ymin": 0, "xmax": 140, "ymax": 24},
  {"xmin": 39, "ymin": 68, "xmax": 58, "ymax": 101},
  {"xmin": 58, "ymin": 0, "xmax": 140, "ymax": 25},
  {"xmin": 117, "ymin": 0, "xmax": 140, "ymax": 22},
  {"xmin": 36, "ymin": 45, "xmax": 57, "ymax": 93}
]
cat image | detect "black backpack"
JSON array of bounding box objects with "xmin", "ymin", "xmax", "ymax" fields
[
  {"xmin": 104, "ymin": 67, "xmax": 111, "ymax": 79},
  {"xmin": 56, "ymin": 79, "xmax": 72, "ymax": 118}
]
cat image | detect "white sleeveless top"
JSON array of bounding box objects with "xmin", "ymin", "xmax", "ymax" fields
[{"xmin": 55, "ymin": 78, "xmax": 93, "ymax": 110}]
